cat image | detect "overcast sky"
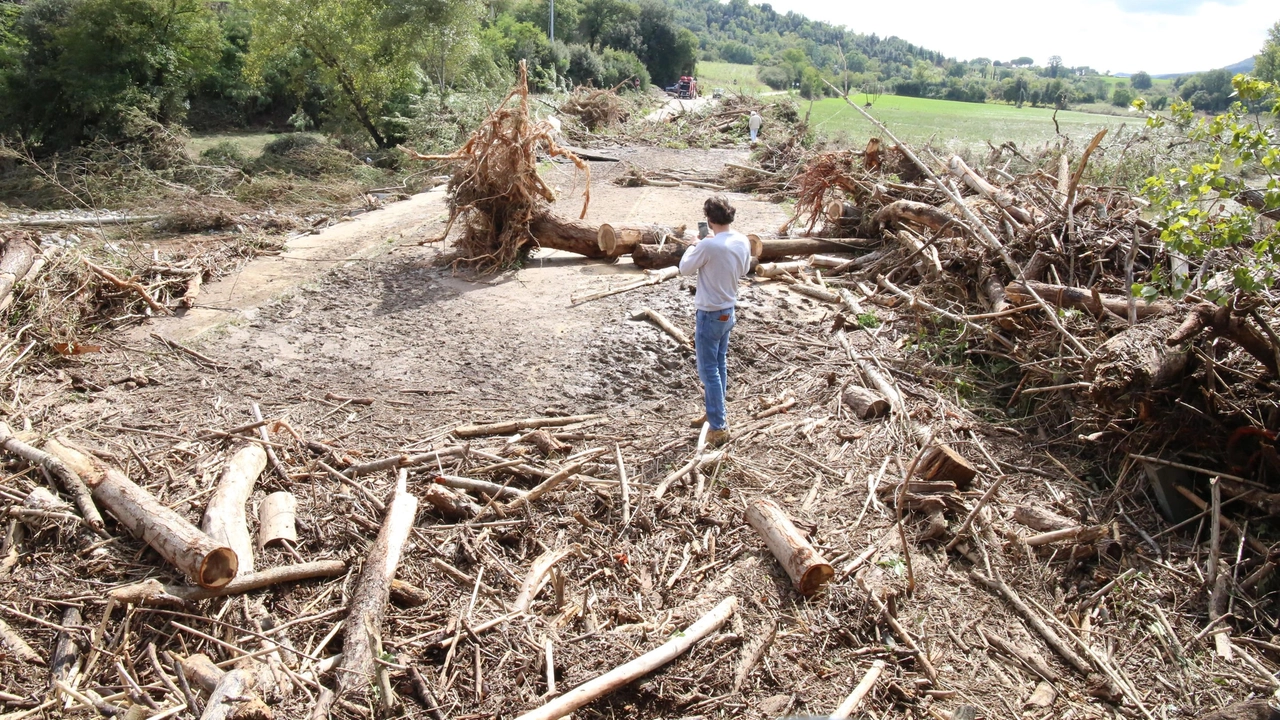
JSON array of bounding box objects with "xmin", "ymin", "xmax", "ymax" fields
[{"xmin": 760, "ymin": 0, "xmax": 1275, "ymax": 75}]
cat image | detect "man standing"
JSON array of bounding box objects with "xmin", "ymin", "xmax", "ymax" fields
[
  {"xmin": 679, "ymin": 196, "xmax": 752, "ymax": 446},
  {"xmin": 748, "ymin": 110, "xmax": 762, "ymax": 142}
]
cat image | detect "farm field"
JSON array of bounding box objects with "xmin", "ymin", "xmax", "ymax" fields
[
  {"xmin": 696, "ymin": 61, "xmax": 771, "ymax": 94},
  {"xmin": 799, "ymin": 92, "xmax": 1126, "ymax": 153}
]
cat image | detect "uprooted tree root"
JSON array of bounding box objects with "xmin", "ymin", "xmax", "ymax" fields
[
  {"xmin": 559, "ymin": 87, "xmax": 627, "ymax": 131},
  {"xmin": 405, "ymin": 62, "xmax": 589, "ymax": 272}
]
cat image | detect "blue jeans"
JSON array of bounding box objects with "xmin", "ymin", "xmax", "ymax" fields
[{"xmin": 695, "ymin": 308, "xmax": 735, "ymax": 430}]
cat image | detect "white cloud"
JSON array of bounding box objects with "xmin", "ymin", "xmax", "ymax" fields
[{"xmin": 759, "ymin": 0, "xmax": 1273, "ymax": 75}]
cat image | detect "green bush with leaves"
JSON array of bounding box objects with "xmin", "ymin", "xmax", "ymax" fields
[{"xmin": 1137, "ymin": 75, "xmax": 1280, "ymax": 301}]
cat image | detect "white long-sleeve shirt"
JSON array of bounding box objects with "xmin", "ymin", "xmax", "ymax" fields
[
  {"xmin": 678, "ymin": 230, "xmax": 752, "ymax": 311},
  {"xmin": 748, "ymin": 113, "xmax": 762, "ymax": 132}
]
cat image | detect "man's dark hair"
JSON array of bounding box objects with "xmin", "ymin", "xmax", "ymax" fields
[{"xmin": 704, "ymin": 196, "xmax": 736, "ymax": 226}]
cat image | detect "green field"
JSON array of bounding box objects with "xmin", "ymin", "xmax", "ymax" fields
[
  {"xmin": 187, "ymin": 131, "xmax": 306, "ymax": 159},
  {"xmin": 696, "ymin": 61, "xmax": 770, "ymax": 94},
  {"xmin": 801, "ymin": 93, "xmax": 1123, "ymax": 154}
]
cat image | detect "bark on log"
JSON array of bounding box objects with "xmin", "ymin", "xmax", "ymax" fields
[
  {"xmin": 873, "ymin": 200, "xmax": 961, "ymax": 234},
  {"xmin": 1167, "ymin": 302, "xmax": 1279, "ymax": 377},
  {"xmin": 0, "ymin": 233, "xmax": 39, "ymax": 307},
  {"xmin": 257, "ymin": 492, "xmax": 297, "ymax": 549},
  {"xmin": 1012, "ymin": 506, "xmax": 1076, "ymax": 532},
  {"xmin": 1006, "ymin": 280, "xmax": 1171, "ymax": 320},
  {"xmin": 0, "ymin": 618, "xmax": 42, "ymax": 665},
  {"xmin": 826, "ymin": 200, "xmax": 861, "ymax": 223},
  {"xmin": 202, "ymin": 445, "xmax": 266, "ymax": 574},
  {"xmin": 45, "ymin": 437, "xmax": 237, "ymax": 588},
  {"xmin": 831, "ymin": 659, "xmax": 886, "ymax": 720},
  {"xmin": 512, "ymin": 597, "xmax": 737, "ymax": 720},
  {"xmin": 0, "ymin": 422, "xmax": 105, "ymax": 533},
  {"xmin": 1024, "ymin": 524, "xmax": 1111, "ymax": 547},
  {"xmin": 842, "ymin": 386, "xmax": 890, "ymax": 419},
  {"xmin": 632, "ymin": 241, "xmax": 689, "ymax": 270},
  {"xmin": 529, "ymin": 213, "xmax": 611, "ymax": 259},
  {"xmin": 390, "ymin": 579, "xmax": 432, "ymax": 608},
  {"xmin": 744, "ymin": 498, "xmax": 833, "ymax": 596},
  {"xmin": 313, "ymin": 471, "xmax": 418, "ymax": 717},
  {"xmin": 597, "ymin": 223, "xmax": 668, "ymax": 255},
  {"xmin": 916, "ymin": 444, "xmax": 977, "ymax": 489},
  {"xmin": 1085, "ymin": 315, "xmax": 1189, "ymax": 405},
  {"xmin": 455, "ymin": 414, "xmax": 602, "ymax": 438},
  {"xmin": 754, "ymin": 261, "xmax": 807, "ymax": 278},
  {"xmin": 0, "ymin": 214, "xmax": 161, "ymax": 228},
  {"xmin": 631, "ymin": 308, "xmax": 692, "ymax": 348},
  {"xmin": 181, "ymin": 655, "xmax": 273, "ymax": 720}
]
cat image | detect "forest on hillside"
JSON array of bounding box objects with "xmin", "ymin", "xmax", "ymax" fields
[{"xmin": 0, "ymin": 0, "xmax": 1277, "ymax": 158}]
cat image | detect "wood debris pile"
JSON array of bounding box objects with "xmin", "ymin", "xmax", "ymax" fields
[{"xmin": 558, "ymin": 88, "xmax": 628, "ymax": 131}]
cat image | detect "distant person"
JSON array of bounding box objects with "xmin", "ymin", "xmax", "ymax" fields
[
  {"xmin": 748, "ymin": 110, "xmax": 762, "ymax": 142},
  {"xmin": 679, "ymin": 196, "xmax": 752, "ymax": 447}
]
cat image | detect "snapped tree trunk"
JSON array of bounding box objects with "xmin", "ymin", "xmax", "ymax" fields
[
  {"xmin": 45, "ymin": 437, "xmax": 238, "ymax": 588},
  {"xmin": 529, "ymin": 213, "xmax": 610, "ymax": 258}
]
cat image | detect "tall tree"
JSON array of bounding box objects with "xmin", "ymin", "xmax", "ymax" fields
[
  {"xmin": 1130, "ymin": 71, "xmax": 1152, "ymax": 90},
  {"xmin": 1257, "ymin": 20, "xmax": 1280, "ymax": 83},
  {"xmin": 579, "ymin": 0, "xmax": 637, "ymax": 50},
  {"xmin": 243, "ymin": 0, "xmax": 480, "ymax": 148}
]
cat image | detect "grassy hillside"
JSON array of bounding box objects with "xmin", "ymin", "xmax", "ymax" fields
[{"xmin": 800, "ymin": 93, "xmax": 1122, "ymax": 153}]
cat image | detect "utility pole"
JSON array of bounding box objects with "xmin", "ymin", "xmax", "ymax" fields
[{"xmin": 550, "ymin": 0, "xmax": 555, "ymax": 43}]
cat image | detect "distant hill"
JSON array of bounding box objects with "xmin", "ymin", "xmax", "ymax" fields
[{"xmin": 1152, "ymin": 57, "xmax": 1254, "ymax": 80}]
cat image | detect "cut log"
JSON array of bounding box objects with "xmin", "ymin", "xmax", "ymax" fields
[
  {"xmin": 512, "ymin": 597, "xmax": 737, "ymax": 720},
  {"xmin": 631, "ymin": 241, "xmax": 689, "ymax": 270},
  {"xmin": 0, "ymin": 422, "xmax": 104, "ymax": 532},
  {"xmin": 1085, "ymin": 315, "xmax": 1189, "ymax": 405},
  {"xmin": 0, "ymin": 233, "xmax": 39, "ymax": 307},
  {"xmin": 756, "ymin": 237, "xmax": 878, "ymax": 262},
  {"xmin": 45, "ymin": 437, "xmax": 237, "ymax": 588},
  {"xmin": 826, "ymin": 200, "xmax": 861, "ymax": 224},
  {"xmin": 202, "ymin": 444, "xmax": 266, "ymax": 573},
  {"xmin": 873, "ymin": 200, "xmax": 961, "ymax": 234},
  {"xmin": 455, "ymin": 414, "xmax": 602, "ymax": 438},
  {"xmin": 810, "ymin": 254, "xmax": 850, "ymax": 269},
  {"xmin": 915, "ymin": 444, "xmax": 977, "ymax": 489},
  {"xmin": 1006, "ymin": 280, "xmax": 1171, "ymax": 320},
  {"xmin": 744, "ymin": 498, "xmax": 833, "ymax": 596},
  {"xmin": 842, "ymin": 386, "xmax": 890, "ymax": 419},
  {"xmin": 257, "ymin": 492, "xmax": 297, "ymax": 550},
  {"xmin": 181, "ymin": 654, "xmax": 273, "ymax": 720},
  {"xmin": 110, "ymin": 559, "xmax": 347, "ymax": 604},
  {"xmin": 528, "ymin": 213, "xmax": 610, "ymax": 259},
  {"xmin": 312, "ymin": 471, "xmax": 418, "ymax": 718},
  {"xmin": 390, "ymin": 579, "xmax": 432, "ymax": 608},
  {"xmin": 754, "ymin": 260, "xmax": 808, "ymax": 278},
  {"xmin": 597, "ymin": 223, "xmax": 668, "ymax": 255}
]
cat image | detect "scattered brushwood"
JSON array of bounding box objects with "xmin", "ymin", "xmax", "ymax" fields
[
  {"xmin": 404, "ymin": 62, "xmax": 591, "ymax": 271},
  {"xmin": 559, "ymin": 87, "xmax": 628, "ymax": 131},
  {"xmin": 612, "ymin": 164, "xmax": 725, "ymax": 190}
]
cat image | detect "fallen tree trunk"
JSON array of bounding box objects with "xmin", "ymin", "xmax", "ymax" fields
[
  {"xmin": 632, "ymin": 240, "xmax": 690, "ymax": 270},
  {"xmin": 981, "ymin": 274, "xmax": 1016, "ymax": 330},
  {"xmin": 45, "ymin": 437, "xmax": 238, "ymax": 589},
  {"xmin": 754, "ymin": 236, "xmax": 879, "ymax": 262},
  {"xmin": 312, "ymin": 472, "xmax": 418, "ymax": 718},
  {"xmin": 0, "ymin": 233, "xmax": 39, "ymax": 308},
  {"xmin": 181, "ymin": 654, "xmax": 272, "ymax": 720},
  {"xmin": 1007, "ymin": 280, "xmax": 1171, "ymax": 320},
  {"xmin": 529, "ymin": 213, "xmax": 611, "ymax": 259},
  {"xmin": 513, "ymin": 597, "xmax": 737, "ymax": 720},
  {"xmin": 455, "ymin": 414, "xmax": 602, "ymax": 438},
  {"xmin": 597, "ymin": 223, "xmax": 669, "ymax": 255},
  {"xmin": 1085, "ymin": 315, "xmax": 1189, "ymax": 405},
  {"xmin": 745, "ymin": 498, "xmax": 833, "ymax": 596},
  {"xmin": 873, "ymin": 200, "xmax": 961, "ymax": 234},
  {"xmin": 202, "ymin": 445, "xmax": 266, "ymax": 573},
  {"xmin": 0, "ymin": 214, "xmax": 161, "ymax": 228}
]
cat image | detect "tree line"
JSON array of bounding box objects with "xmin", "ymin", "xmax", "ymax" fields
[{"xmin": 0, "ymin": 0, "xmax": 697, "ymax": 152}]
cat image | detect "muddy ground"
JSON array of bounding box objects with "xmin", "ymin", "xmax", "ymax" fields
[{"xmin": 0, "ymin": 147, "xmax": 1261, "ymax": 720}]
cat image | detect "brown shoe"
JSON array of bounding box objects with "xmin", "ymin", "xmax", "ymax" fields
[
  {"xmin": 688, "ymin": 413, "xmax": 707, "ymax": 429},
  {"xmin": 705, "ymin": 429, "xmax": 731, "ymax": 447}
]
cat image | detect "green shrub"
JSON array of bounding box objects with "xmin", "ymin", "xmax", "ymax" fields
[{"xmin": 199, "ymin": 141, "xmax": 248, "ymax": 167}]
